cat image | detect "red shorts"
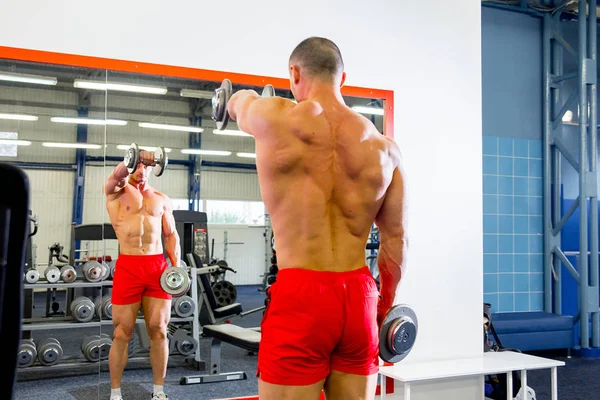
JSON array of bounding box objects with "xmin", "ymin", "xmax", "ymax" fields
[
  {"xmin": 111, "ymin": 254, "xmax": 171, "ymax": 305},
  {"xmin": 257, "ymin": 266, "xmax": 380, "ymax": 386}
]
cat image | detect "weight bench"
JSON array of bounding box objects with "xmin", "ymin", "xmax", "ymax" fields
[{"xmin": 180, "ymin": 254, "xmax": 262, "ymax": 385}]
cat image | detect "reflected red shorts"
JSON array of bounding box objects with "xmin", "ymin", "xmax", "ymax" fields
[
  {"xmin": 257, "ymin": 266, "xmax": 380, "ymax": 386},
  {"xmin": 111, "ymin": 254, "xmax": 171, "ymax": 305}
]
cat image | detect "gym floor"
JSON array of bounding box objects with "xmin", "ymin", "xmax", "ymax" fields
[{"xmin": 14, "ymin": 286, "xmax": 600, "ymax": 400}]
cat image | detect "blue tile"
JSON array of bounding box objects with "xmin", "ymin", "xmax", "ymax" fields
[
  {"xmin": 483, "ymin": 176, "xmax": 498, "ymax": 195},
  {"xmin": 529, "ymin": 197, "xmax": 543, "ymax": 215},
  {"xmin": 483, "ymin": 215, "xmax": 498, "ymax": 234},
  {"xmin": 484, "ymin": 235, "xmax": 498, "ymax": 253},
  {"xmin": 529, "ymin": 140, "xmax": 543, "ymax": 158},
  {"xmin": 529, "ymin": 159, "xmax": 543, "ymax": 177},
  {"xmin": 514, "ymin": 254, "xmax": 529, "ymax": 272},
  {"xmin": 515, "ymin": 274, "xmax": 529, "ymax": 292},
  {"xmin": 514, "ymin": 138, "xmax": 529, "ymax": 157},
  {"xmin": 485, "ymin": 293, "xmax": 499, "ymax": 307},
  {"xmin": 483, "ymin": 156, "xmax": 498, "ymax": 174},
  {"xmin": 514, "ymin": 216, "xmax": 529, "ymax": 234},
  {"xmin": 499, "ymin": 235, "xmax": 514, "ymax": 253},
  {"xmin": 499, "ymin": 157, "xmax": 513, "ymax": 175},
  {"xmin": 529, "ymin": 216, "xmax": 543, "ymax": 234},
  {"xmin": 499, "ymin": 177, "xmax": 513, "ymax": 195},
  {"xmin": 499, "ymin": 255, "xmax": 513, "ymax": 272},
  {"xmin": 530, "ymin": 273, "xmax": 544, "ymax": 291},
  {"xmin": 529, "ymin": 178, "xmax": 543, "ymax": 196},
  {"xmin": 483, "ymin": 136, "xmax": 498, "ymax": 155},
  {"xmin": 498, "ymin": 196, "xmax": 513, "ymax": 214},
  {"xmin": 484, "ymin": 255, "xmax": 498, "ymax": 273},
  {"xmin": 499, "ymin": 137, "xmax": 513, "ymax": 156},
  {"xmin": 483, "ymin": 195, "xmax": 498, "ymax": 214},
  {"xmin": 530, "ymin": 255, "xmax": 543, "ymax": 272},
  {"xmin": 515, "ymin": 293, "xmax": 530, "ymax": 311},
  {"xmin": 515, "ymin": 236, "xmax": 529, "ymax": 253},
  {"xmin": 514, "ymin": 158, "xmax": 529, "ymax": 177},
  {"xmin": 514, "ymin": 196, "xmax": 529, "ymax": 215},
  {"xmin": 499, "ymin": 293, "xmax": 514, "ymax": 312},
  {"xmin": 499, "ymin": 215, "xmax": 513, "ymax": 234},
  {"xmin": 530, "ymin": 235, "xmax": 543, "ymax": 253},
  {"xmin": 530, "ymin": 293, "xmax": 544, "ymax": 311},
  {"xmin": 484, "ymin": 274, "xmax": 498, "ymax": 293},
  {"xmin": 499, "ymin": 274, "xmax": 514, "ymax": 292},
  {"xmin": 514, "ymin": 177, "xmax": 528, "ymax": 196}
]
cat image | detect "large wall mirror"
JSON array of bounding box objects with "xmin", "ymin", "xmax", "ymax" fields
[{"xmin": 2, "ymin": 48, "xmax": 392, "ymax": 399}]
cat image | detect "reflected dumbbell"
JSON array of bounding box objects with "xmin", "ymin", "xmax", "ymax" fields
[
  {"xmin": 109, "ymin": 259, "xmax": 117, "ymax": 279},
  {"xmin": 44, "ymin": 265, "xmax": 60, "ymax": 283},
  {"xmin": 100, "ymin": 261, "xmax": 110, "ymax": 281},
  {"xmin": 160, "ymin": 267, "xmax": 191, "ymax": 297},
  {"xmin": 94, "ymin": 295, "xmax": 113, "ymax": 319},
  {"xmin": 379, "ymin": 304, "xmax": 418, "ymax": 363},
  {"xmin": 81, "ymin": 335, "xmax": 102, "ymax": 362},
  {"xmin": 37, "ymin": 338, "xmax": 63, "ymax": 366},
  {"xmin": 18, "ymin": 339, "xmax": 37, "ymax": 368},
  {"xmin": 172, "ymin": 295, "xmax": 195, "ymax": 318},
  {"xmin": 82, "ymin": 260, "xmax": 103, "ymax": 282},
  {"xmin": 70, "ymin": 296, "xmax": 95, "ymax": 322},
  {"xmin": 24, "ymin": 269, "xmax": 40, "ymax": 284},
  {"xmin": 60, "ymin": 265, "xmax": 77, "ymax": 283}
]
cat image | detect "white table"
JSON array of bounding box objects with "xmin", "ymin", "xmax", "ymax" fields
[{"xmin": 379, "ymin": 351, "xmax": 565, "ymax": 400}]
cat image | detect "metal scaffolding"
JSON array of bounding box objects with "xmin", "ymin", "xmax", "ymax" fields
[{"xmin": 542, "ymin": 0, "xmax": 599, "ymax": 353}]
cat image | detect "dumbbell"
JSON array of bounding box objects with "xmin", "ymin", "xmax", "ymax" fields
[
  {"xmin": 99, "ymin": 334, "xmax": 112, "ymax": 360},
  {"xmin": 94, "ymin": 294, "xmax": 113, "ymax": 319},
  {"xmin": 160, "ymin": 266, "xmax": 191, "ymax": 297},
  {"xmin": 100, "ymin": 261, "xmax": 110, "ymax": 281},
  {"xmin": 212, "ymin": 78, "xmax": 277, "ymax": 130},
  {"xmin": 24, "ymin": 269, "xmax": 40, "ymax": 284},
  {"xmin": 70, "ymin": 296, "xmax": 96, "ymax": 322},
  {"xmin": 60, "ymin": 265, "xmax": 77, "ymax": 283},
  {"xmin": 44, "ymin": 265, "xmax": 60, "ymax": 283},
  {"xmin": 172, "ymin": 295, "xmax": 195, "ymax": 318},
  {"xmin": 167, "ymin": 327, "xmax": 198, "ymax": 356},
  {"xmin": 18, "ymin": 339, "xmax": 37, "ymax": 368},
  {"xmin": 82, "ymin": 260, "xmax": 103, "ymax": 282},
  {"xmin": 123, "ymin": 143, "xmax": 168, "ymax": 177},
  {"xmin": 109, "ymin": 259, "xmax": 117, "ymax": 279},
  {"xmin": 37, "ymin": 337, "xmax": 63, "ymax": 366},
  {"xmin": 378, "ymin": 304, "xmax": 418, "ymax": 363},
  {"xmin": 81, "ymin": 335, "xmax": 102, "ymax": 362}
]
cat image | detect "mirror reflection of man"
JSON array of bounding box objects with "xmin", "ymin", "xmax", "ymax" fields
[{"xmin": 104, "ymin": 152, "xmax": 180, "ymax": 400}]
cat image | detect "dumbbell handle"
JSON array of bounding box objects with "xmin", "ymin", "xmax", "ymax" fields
[{"xmin": 139, "ymin": 150, "xmax": 157, "ymax": 167}]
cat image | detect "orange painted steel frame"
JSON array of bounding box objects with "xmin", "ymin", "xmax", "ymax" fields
[{"xmin": 0, "ymin": 45, "xmax": 396, "ymax": 395}]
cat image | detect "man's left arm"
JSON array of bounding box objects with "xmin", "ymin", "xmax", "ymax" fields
[
  {"xmin": 162, "ymin": 195, "xmax": 180, "ymax": 267},
  {"xmin": 227, "ymin": 90, "xmax": 293, "ymax": 138}
]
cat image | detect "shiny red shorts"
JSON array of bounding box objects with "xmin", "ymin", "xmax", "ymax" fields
[
  {"xmin": 111, "ymin": 254, "xmax": 171, "ymax": 305},
  {"xmin": 257, "ymin": 266, "xmax": 380, "ymax": 386}
]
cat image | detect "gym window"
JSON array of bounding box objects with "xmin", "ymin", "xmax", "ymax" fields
[{"xmin": 205, "ymin": 200, "xmax": 265, "ymax": 225}]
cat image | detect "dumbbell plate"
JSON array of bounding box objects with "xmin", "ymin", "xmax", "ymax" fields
[
  {"xmin": 212, "ymin": 79, "xmax": 232, "ymax": 130},
  {"xmin": 160, "ymin": 267, "xmax": 190, "ymax": 297},
  {"xmin": 124, "ymin": 143, "xmax": 140, "ymax": 174},
  {"xmin": 154, "ymin": 146, "xmax": 168, "ymax": 177},
  {"xmin": 379, "ymin": 304, "xmax": 418, "ymax": 363},
  {"xmin": 262, "ymin": 84, "xmax": 275, "ymax": 97}
]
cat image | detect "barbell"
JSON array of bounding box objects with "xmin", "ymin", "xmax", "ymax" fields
[
  {"xmin": 123, "ymin": 143, "xmax": 168, "ymax": 177},
  {"xmin": 379, "ymin": 304, "xmax": 418, "ymax": 363},
  {"xmin": 212, "ymin": 79, "xmax": 277, "ymax": 130}
]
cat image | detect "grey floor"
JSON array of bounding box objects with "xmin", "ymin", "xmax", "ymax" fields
[{"xmin": 14, "ymin": 286, "xmax": 600, "ymax": 400}]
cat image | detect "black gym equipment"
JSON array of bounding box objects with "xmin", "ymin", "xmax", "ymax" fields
[{"xmin": 0, "ymin": 163, "xmax": 30, "ymax": 398}]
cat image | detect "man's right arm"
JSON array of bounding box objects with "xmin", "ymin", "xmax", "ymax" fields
[
  {"xmin": 374, "ymin": 150, "xmax": 409, "ymax": 324},
  {"xmin": 104, "ymin": 162, "xmax": 129, "ymax": 198}
]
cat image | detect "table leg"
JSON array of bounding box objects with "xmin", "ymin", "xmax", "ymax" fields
[
  {"xmin": 380, "ymin": 376, "xmax": 386, "ymax": 400},
  {"xmin": 404, "ymin": 382, "xmax": 411, "ymax": 400},
  {"xmin": 506, "ymin": 372, "xmax": 513, "ymax": 400},
  {"xmin": 521, "ymin": 369, "xmax": 527, "ymax": 398},
  {"xmin": 551, "ymin": 367, "xmax": 558, "ymax": 400}
]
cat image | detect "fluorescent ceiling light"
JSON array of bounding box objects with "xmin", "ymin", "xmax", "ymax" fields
[
  {"xmin": 0, "ymin": 139, "xmax": 31, "ymax": 146},
  {"xmin": 180, "ymin": 89, "xmax": 214, "ymax": 99},
  {"xmin": 139, "ymin": 122, "xmax": 203, "ymax": 133},
  {"xmin": 73, "ymin": 79, "xmax": 168, "ymax": 95},
  {"xmin": 42, "ymin": 142, "xmax": 102, "ymax": 149},
  {"xmin": 213, "ymin": 129, "xmax": 252, "ymax": 137},
  {"xmin": 352, "ymin": 106, "xmax": 384, "ymax": 116},
  {"xmin": 51, "ymin": 117, "xmax": 127, "ymax": 126},
  {"xmin": 180, "ymin": 149, "xmax": 231, "ymax": 156},
  {"xmin": 0, "ymin": 71, "xmax": 57, "ymax": 86},
  {"xmin": 236, "ymin": 152, "xmax": 256, "ymax": 159},
  {"xmin": 0, "ymin": 113, "xmax": 38, "ymax": 121},
  {"xmin": 116, "ymin": 144, "xmax": 172, "ymax": 153}
]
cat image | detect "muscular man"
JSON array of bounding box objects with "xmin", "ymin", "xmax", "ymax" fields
[
  {"xmin": 104, "ymin": 151, "xmax": 180, "ymax": 400},
  {"xmin": 227, "ymin": 37, "xmax": 408, "ymax": 400}
]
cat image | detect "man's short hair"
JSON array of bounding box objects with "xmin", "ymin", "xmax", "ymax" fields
[{"xmin": 289, "ymin": 37, "xmax": 344, "ymax": 81}]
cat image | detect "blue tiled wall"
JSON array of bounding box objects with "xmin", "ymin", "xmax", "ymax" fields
[{"xmin": 482, "ymin": 136, "xmax": 544, "ymax": 313}]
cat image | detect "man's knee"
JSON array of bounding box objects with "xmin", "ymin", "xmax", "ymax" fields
[
  {"xmin": 114, "ymin": 324, "xmax": 135, "ymax": 342},
  {"xmin": 146, "ymin": 320, "xmax": 168, "ymax": 340}
]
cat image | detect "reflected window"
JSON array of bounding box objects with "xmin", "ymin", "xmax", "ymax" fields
[{"xmin": 206, "ymin": 200, "xmax": 265, "ymax": 225}]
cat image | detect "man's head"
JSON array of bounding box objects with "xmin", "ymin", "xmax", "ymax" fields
[
  {"xmin": 129, "ymin": 162, "xmax": 152, "ymax": 185},
  {"xmin": 288, "ymin": 37, "xmax": 346, "ymax": 101}
]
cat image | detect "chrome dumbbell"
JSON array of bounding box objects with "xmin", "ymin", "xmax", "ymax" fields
[
  {"xmin": 60, "ymin": 265, "xmax": 77, "ymax": 283},
  {"xmin": 70, "ymin": 296, "xmax": 95, "ymax": 322},
  {"xmin": 82, "ymin": 260, "xmax": 103, "ymax": 282},
  {"xmin": 37, "ymin": 338, "xmax": 63, "ymax": 366},
  {"xmin": 18, "ymin": 339, "xmax": 37, "ymax": 368},
  {"xmin": 44, "ymin": 265, "xmax": 60, "ymax": 283},
  {"xmin": 172, "ymin": 295, "xmax": 195, "ymax": 318},
  {"xmin": 94, "ymin": 294, "xmax": 113, "ymax": 319},
  {"xmin": 24, "ymin": 269, "xmax": 40, "ymax": 284}
]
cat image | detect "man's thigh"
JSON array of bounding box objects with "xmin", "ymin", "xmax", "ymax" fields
[{"xmin": 258, "ymin": 377, "xmax": 326, "ymax": 400}]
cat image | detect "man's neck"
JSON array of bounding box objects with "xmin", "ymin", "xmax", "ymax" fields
[
  {"xmin": 304, "ymin": 82, "xmax": 346, "ymax": 105},
  {"xmin": 128, "ymin": 178, "xmax": 148, "ymax": 191}
]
